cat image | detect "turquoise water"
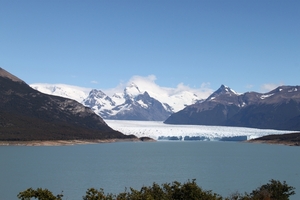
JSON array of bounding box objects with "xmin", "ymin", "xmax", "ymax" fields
[{"xmin": 0, "ymin": 142, "xmax": 299, "ymax": 199}]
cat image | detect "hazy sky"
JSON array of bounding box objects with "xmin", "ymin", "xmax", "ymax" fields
[{"xmin": 1, "ymin": 0, "xmax": 299, "ymax": 93}]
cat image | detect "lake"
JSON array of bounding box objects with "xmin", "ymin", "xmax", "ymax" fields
[{"xmin": 0, "ymin": 141, "xmax": 299, "ymax": 200}]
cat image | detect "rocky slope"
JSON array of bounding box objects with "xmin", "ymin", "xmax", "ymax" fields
[
  {"xmin": 0, "ymin": 68, "xmax": 136, "ymax": 141},
  {"xmin": 164, "ymin": 85, "xmax": 300, "ymax": 131}
]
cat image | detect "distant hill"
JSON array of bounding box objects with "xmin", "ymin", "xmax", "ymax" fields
[
  {"xmin": 0, "ymin": 68, "xmax": 136, "ymax": 141},
  {"xmin": 164, "ymin": 85, "xmax": 300, "ymax": 131},
  {"xmin": 249, "ymin": 132, "xmax": 300, "ymax": 146}
]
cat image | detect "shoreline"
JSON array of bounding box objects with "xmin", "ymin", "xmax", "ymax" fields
[
  {"xmin": 2, "ymin": 138, "xmax": 298, "ymax": 147},
  {"xmin": 246, "ymin": 139, "xmax": 299, "ymax": 146},
  {"xmin": 0, "ymin": 138, "xmax": 152, "ymax": 146}
]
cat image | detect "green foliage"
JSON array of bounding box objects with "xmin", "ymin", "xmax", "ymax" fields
[
  {"xmin": 82, "ymin": 188, "xmax": 114, "ymax": 200},
  {"xmin": 85, "ymin": 180, "xmax": 221, "ymax": 200},
  {"xmin": 17, "ymin": 188, "xmax": 63, "ymax": 200},
  {"xmin": 248, "ymin": 179, "xmax": 295, "ymax": 200},
  {"xmin": 18, "ymin": 179, "xmax": 295, "ymax": 200},
  {"xmin": 226, "ymin": 179, "xmax": 296, "ymax": 200}
]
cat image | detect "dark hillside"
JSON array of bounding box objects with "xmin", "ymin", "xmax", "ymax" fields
[
  {"xmin": 0, "ymin": 68, "xmax": 136, "ymax": 141},
  {"xmin": 226, "ymin": 100, "xmax": 300, "ymax": 130}
]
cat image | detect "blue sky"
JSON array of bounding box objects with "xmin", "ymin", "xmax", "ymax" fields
[{"xmin": 1, "ymin": 0, "xmax": 299, "ymax": 94}]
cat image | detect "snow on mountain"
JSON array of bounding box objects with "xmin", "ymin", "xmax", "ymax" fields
[
  {"xmin": 30, "ymin": 76, "xmax": 211, "ymax": 120},
  {"xmin": 124, "ymin": 82, "xmax": 141, "ymax": 99},
  {"xmin": 165, "ymin": 85, "xmax": 300, "ymax": 131},
  {"xmin": 105, "ymin": 120, "xmax": 296, "ymax": 141},
  {"xmin": 82, "ymin": 89, "xmax": 117, "ymax": 118},
  {"xmin": 222, "ymin": 85, "xmax": 238, "ymax": 94},
  {"xmin": 206, "ymin": 84, "xmax": 239, "ymax": 101},
  {"xmin": 260, "ymin": 93, "xmax": 274, "ymax": 99},
  {"xmin": 30, "ymin": 75, "xmax": 212, "ymax": 114},
  {"xmin": 121, "ymin": 76, "xmax": 211, "ymax": 112},
  {"xmin": 30, "ymin": 83, "xmax": 91, "ymax": 103}
]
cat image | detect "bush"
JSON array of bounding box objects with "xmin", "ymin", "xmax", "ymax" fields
[
  {"xmin": 17, "ymin": 179, "xmax": 295, "ymax": 200},
  {"xmin": 17, "ymin": 188, "xmax": 63, "ymax": 200},
  {"xmin": 115, "ymin": 180, "xmax": 222, "ymax": 200},
  {"xmin": 226, "ymin": 179, "xmax": 296, "ymax": 200},
  {"xmin": 248, "ymin": 179, "xmax": 295, "ymax": 200},
  {"xmin": 83, "ymin": 188, "xmax": 114, "ymax": 200}
]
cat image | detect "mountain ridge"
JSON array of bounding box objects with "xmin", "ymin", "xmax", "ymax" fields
[
  {"xmin": 31, "ymin": 82, "xmax": 203, "ymax": 120},
  {"xmin": 31, "ymin": 82, "xmax": 300, "ymax": 131},
  {"xmin": 164, "ymin": 85, "xmax": 300, "ymax": 131}
]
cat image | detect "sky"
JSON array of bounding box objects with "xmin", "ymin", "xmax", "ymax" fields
[{"xmin": 1, "ymin": 0, "xmax": 299, "ymax": 95}]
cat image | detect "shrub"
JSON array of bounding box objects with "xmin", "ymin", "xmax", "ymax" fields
[
  {"xmin": 17, "ymin": 188, "xmax": 63, "ymax": 200},
  {"xmin": 248, "ymin": 179, "xmax": 295, "ymax": 200},
  {"xmin": 17, "ymin": 179, "xmax": 295, "ymax": 200},
  {"xmin": 114, "ymin": 180, "xmax": 221, "ymax": 200}
]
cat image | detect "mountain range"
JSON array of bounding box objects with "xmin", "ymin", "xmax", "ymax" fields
[
  {"xmin": 0, "ymin": 68, "xmax": 136, "ymax": 141},
  {"xmin": 165, "ymin": 85, "xmax": 300, "ymax": 131},
  {"xmin": 31, "ymin": 82, "xmax": 201, "ymax": 121},
  {"xmin": 30, "ymin": 78, "xmax": 300, "ymax": 131}
]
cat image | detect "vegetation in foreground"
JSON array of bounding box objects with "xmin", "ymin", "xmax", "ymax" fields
[{"xmin": 17, "ymin": 179, "xmax": 295, "ymax": 200}]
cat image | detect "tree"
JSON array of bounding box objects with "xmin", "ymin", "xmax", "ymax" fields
[
  {"xmin": 248, "ymin": 179, "xmax": 295, "ymax": 200},
  {"xmin": 17, "ymin": 188, "xmax": 63, "ymax": 200},
  {"xmin": 82, "ymin": 188, "xmax": 114, "ymax": 200}
]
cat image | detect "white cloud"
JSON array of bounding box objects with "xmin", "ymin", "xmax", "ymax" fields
[
  {"xmin": 103, "ymin": 75, "xmax": 213, "ymax": 100},
  {"xmin": 121, "ymin": 75, "xmax": 214, "ymax": 111},
  {"xmin": 260, "ymin": 83, "xmax": 283, "ymax": 92}
]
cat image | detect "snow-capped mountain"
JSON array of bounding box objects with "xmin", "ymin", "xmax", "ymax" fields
[
  {"xmin": 30, "ymin": 81, "xmax": 204, "ymax": 120},
  {"xmin": 82, "ymin": 89, "xmax": 116, "ymax": 118},
  {"xmin": 30, "ymin": 83, "xmax": 91, "ymax": 103},
  {"xmin": 80, "ymin": 84, "xmax": 173, "ymax": 120},
  {"xmin": 109, "ymin": 91, "xmax": 172, "ymax": 120},
  {"xmin": 165, "ymin": 85, "xmax": 300, "ymax": 131}
]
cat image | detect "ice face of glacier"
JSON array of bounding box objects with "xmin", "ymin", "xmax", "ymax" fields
[{"xmin": 105, "ymin": 120, "xmax": 296, "ymax": 141}]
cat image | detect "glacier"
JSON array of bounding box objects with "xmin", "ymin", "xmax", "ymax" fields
[{"xmin": 105, "ymin": 120, "xmax": 297, "ymax": 141}]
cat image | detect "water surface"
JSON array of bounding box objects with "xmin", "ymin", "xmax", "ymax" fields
[{"xmin": 0, "ymin": 142, "xmax": 299, "ymax": 199}]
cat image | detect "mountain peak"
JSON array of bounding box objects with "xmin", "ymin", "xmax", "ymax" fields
[
  {"xmin": 218, "ymin": 85, "xmax": 237, "ymax": 94},
  {"xmin": 124, "ymin": 82, "xmax": 141, "ymax": 98},
  {"xmin": 206, "ymin": 85, "xmax": 238, "ymax": 101},
  {"xmin": 89, "ymin": 89, "xmax": 106, "ymax": 98},
  {"xmin": 0, "ymin": 68, "xmax": 24, "ymax": 83},
  {"xmin": 128, "ymin": 82, "xmax": 141, "ymax": 92}
]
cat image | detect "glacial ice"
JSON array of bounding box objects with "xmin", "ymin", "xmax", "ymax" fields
[{"xmin": 105, "ymin": 120, "xmax": 297, "ymax": 141}]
